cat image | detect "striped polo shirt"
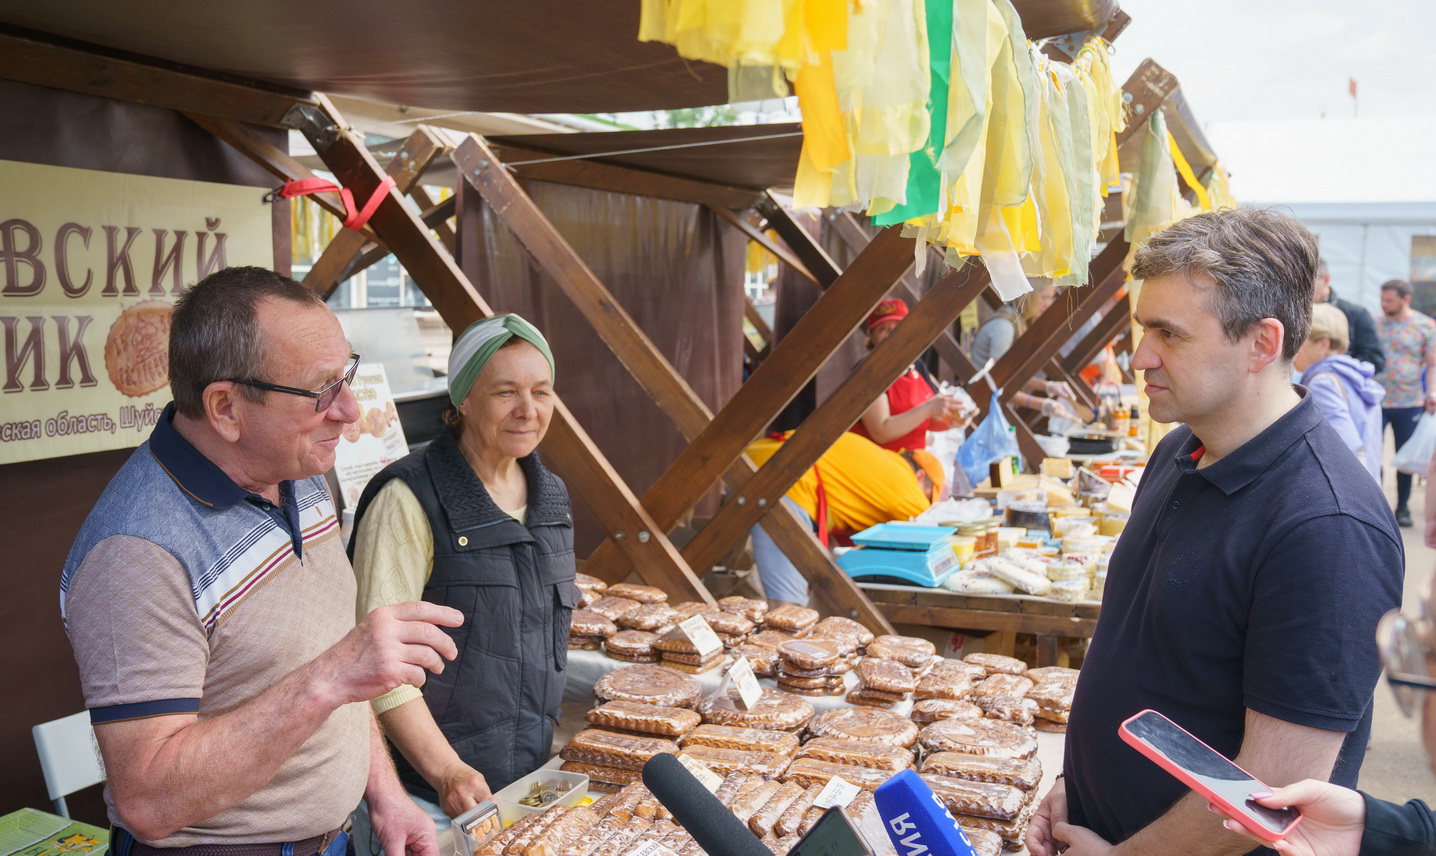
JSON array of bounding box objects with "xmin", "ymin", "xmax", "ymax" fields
[{"xmin": 61, "ymin": 404, "xmax": 368, "ymax": 845}]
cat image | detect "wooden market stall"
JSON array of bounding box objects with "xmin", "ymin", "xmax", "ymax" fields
[{"xmin": 0, "ymin": 0, "xmax": 1230, "ymax": 820}]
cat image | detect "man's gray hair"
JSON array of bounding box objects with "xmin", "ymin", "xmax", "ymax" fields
[
  {"xmin": 1131, "ymin": 208, "xmax": 1318, "ymax": 362},
  {"xmin": 169, "ymin": 266, "xmax": 327, "ymax": 417}
]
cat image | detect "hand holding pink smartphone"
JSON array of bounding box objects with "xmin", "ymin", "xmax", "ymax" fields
[{"xmin": 1118, "ymin": 709, "xmax": 1303, "ymax": 843}]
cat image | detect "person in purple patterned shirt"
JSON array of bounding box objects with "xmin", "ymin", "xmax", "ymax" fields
[{"xmin": 1374, "ymin": 279, "xmax": 1436, "ymax": 526}]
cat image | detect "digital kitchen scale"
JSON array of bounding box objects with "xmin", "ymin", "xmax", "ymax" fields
[{"xmin": 837, "ymin": 524, "xmax": 961, "ymax": 588}]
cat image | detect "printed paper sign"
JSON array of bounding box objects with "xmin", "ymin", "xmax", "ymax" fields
[
  {"xmin": 332, "ymin": 363, "xmax": 409, "ymax": 509},
  {"xmin": 726, "ymin": 656, "xmax": 762, "ymax": 710},
  {"xmin": 678, "ymin": 615, "xmax": 724, "ymax": 658},
  {"xmin": 814, "ymin": 776, "xmax": 861, "ymax": 810},
  {"xmin": 0, "ymin": 159, "xmax": 270, "ymax": 464},
  {"xmin": 675, "ymin": 753, "xmax": 723, "ymax": 794}
]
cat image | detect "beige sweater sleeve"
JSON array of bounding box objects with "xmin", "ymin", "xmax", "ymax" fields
[{"xmin": 352, "ymin": 478, "xmax": 434, "ymax": 714}]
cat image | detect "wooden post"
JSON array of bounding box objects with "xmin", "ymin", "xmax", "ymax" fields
[
  {"xmin": 285, "ymin": 95, "xmax": 715, "ymax": 603},
  {"xmin": 755, "ymin": 194, "xmax": 841, "ymax": 288},
  {"xmin": 579, "ymin": 227, "xmax": 917, "ymax": 581},
  {"xmin": 301, "ymin": 127, "xmax": 448, "ymax": 295},
  {"xmin": 710, "ymin": 205, "xmax": 819, "ymax": 286},
  {"xmin": 453, "ymin": 136, "xmax": 716, "ymax": 441},
  {"xmin": 1061, "ymin": 294, "xmax": 1132, "ymax": 376},
  {"xmin": 975, "ymin": 238, "xmax": 1132, "ymax": 425},
  {"xmin": 679, "ymin": 263, "xmax": 992, "ymax": 575}
]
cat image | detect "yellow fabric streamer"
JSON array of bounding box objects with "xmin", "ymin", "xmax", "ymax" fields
[
  {"xmin": 641, "ymin": 0, "xmax": 1158, "ymax": 285},
  {"xmin": 1167, "ymin": 132, "xmax": 1213, "ymax": 213}
]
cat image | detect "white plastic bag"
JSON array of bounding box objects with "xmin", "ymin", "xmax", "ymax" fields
[{"xmin": 1393, "ymin": 412, "xmax": 1436, "ymax": 475}]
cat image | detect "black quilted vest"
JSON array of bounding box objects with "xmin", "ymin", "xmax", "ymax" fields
[{"xmin": 350, "ymin": 429, "xmax": 577, "ymax": 798}]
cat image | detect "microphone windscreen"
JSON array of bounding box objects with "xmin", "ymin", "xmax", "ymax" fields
[
  {"xmin": 642, "ymin": 754, "xmax": 773, "ymax": 856},
  {"xmin": 873, "ymin": 770, "xmax": 978, "ymax": 856}
]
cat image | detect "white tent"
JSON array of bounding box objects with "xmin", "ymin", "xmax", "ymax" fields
[{"xmin": 1208, "ymin": 117, "xmax": 1436, "ymax": 314}]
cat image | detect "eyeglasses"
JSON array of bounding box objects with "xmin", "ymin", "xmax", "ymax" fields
[
  {"xmin": 1377, "ymin": 607, "xmax": 1436, "ymax": 717},
  {"xmin": 224, "ymin": 354, "xmax": 361, "ymax": 412}
]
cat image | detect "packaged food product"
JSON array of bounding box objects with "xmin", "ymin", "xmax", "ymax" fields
[
  {"xmin": 680, "ymin": 724, "xmax": 801, "ymax": 756},
  {"xmin": 794, "ymin": 737, "xmax": 913, "ymax": 771},
  {"xmin": 586, "ymin": 699, "xmax": 701, "ymax": 737},
  {"xmin": 559, "ymin": 729, "xmax": 679, "ymax": 771},
  {"xmin": 605, "ymin": 584, "xmax": 668, "ymax": 604},
  {"xmin": 962, "ymin": 653, "xmax": 1029, "ymax": 676},
  {"xmin": 764, "ymin": 604, "xmax": 820, "ymax": 633},
  {"xmin": 588, "ymin": 597, "xmax": 642, "ymax": 622},
  {"xmin": 856, "ymin": 658, "xmax": 917, "ymax": 695},
  {"xmin": 866, "ymin": 634, "xmax": 936, "ymax": 667},
  {"xmin": 919, "ymin": 753, "xmax": 1042, "ymax": 790},
  {"xmin": 698, "ymin": 687, "xmax": 815, "ymax": 731},
  {"xmin": 916, "ymin": 719, "xmax": 1038, "ymax": 760},
  {"xmin": 918, "ymin": 773, "xmax": 1026, "ymax": 821},
  {"xmin": 570, "ymin": 609, "xmax": 619, "ymax": 639},
  {"xmin": 911, "ymin": 699, "xmax": 983, "ymax": 724},
  {"xmin": 808, "ymin": 616, "xmax": 875, "ymax": 648},
  {"xmin": 594, "ymin": 664, "xmax": 702, "ymax": 708},
  {"xmin": 805, "ymin": 707, "xmax": 919, "ymax": 748}
]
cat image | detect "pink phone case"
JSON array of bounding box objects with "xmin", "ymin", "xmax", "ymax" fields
[{"xmin": 1118, "ymin": 709, "xmax": 1302, "ymax": 843}]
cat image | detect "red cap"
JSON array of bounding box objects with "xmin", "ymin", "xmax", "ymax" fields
[{"xmin": 865, "ymin": 298, "xmax": 909, "ymax": 332}]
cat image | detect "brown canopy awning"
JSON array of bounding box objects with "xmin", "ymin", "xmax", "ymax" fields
[{"xmin": 0, "ymin": 0, "xmax": 1119, "ymax": 115}]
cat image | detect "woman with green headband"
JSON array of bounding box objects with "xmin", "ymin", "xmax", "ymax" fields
[{"xmin": 346, "ymin": 314, "xmax": 576, "ymax": 843}]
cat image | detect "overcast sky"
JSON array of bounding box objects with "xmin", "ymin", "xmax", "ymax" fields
[
  {"xmin": 1108, "ymin": 0, "xmax": 1436, "ymax": 124},
  {"xmin": 1107, "ymin": 0, "xmax": 1436, "ymax": 202}
]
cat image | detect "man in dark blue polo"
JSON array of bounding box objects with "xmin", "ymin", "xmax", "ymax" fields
[{"xmin": 1026, "ymin": 209, "xmax": 1404, "ymax": 856}]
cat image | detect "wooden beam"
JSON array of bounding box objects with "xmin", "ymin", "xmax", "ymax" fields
[
  {"xmin": 410, "ymin": 185, "xmax": 457, "ymax": 254},
  {"xmin": 679, "ymin": 263, "xmax": 992, "ymax": 575},
  {"xmin": 756, "ymin": 503, "xmax": 894, "ymax": 633},
  {"xmin": 332, "ymin": 196, "xmax": 457, "ymax": 286},
  {"xmin": 829, "ymin": 212, "xmax": 976, "ymax": 382},
  {"xmin": 579, "ymin": 227, "xmax": 917, "ymax": 581},
  {"xmin": 743, "ymin": 298, "xmax": 774, "ymax": 346},
  {"xmin": 872, "ymin": 601, "xmax": 1097, "ymax": 639},
  {"xmin": 454, "ymin": 135, "xmax": 715, "ymax": 441},
  {"xmin": 301, "ymin": 127, "xmax": 447, "ymax": 296},
  {"xmin": 756, "ymin": 194, "xmax": 842, "ymax": 288},
  {"xmin": 982, "ymin": 238, "xmax": 1130, "ymax": 401},
  {"xmin": 0, "ymin": 27, "xmax": 311, "ymax": 127},
  {"xmin": 710, "ymin": 206, "xmax": 819, "ymax": 286},
  {"xmin": 1061, "ymin": 294, "xmax": 1132, "ymax": 375},
  {"xmin": 184, "ymin": 112, "xmax": 367, "ymax": 233},
  {"xmin": 1116, "ymin": 59, "xmax": 1179, "ymax": 147},
  {"xmin": 485, "ymin": 142, "xmax": 762, "ymax": 210},
  {"xmin": 294, "ymin": 95, "xmax": 714, "ymax": 604}
]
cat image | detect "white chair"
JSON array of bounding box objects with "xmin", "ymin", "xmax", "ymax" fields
[{"xmin": 32, "ymin": 711, "xmax": 105, "ymax": 818}]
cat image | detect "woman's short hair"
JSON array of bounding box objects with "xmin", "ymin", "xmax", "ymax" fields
[
  {"xmin": 1307, "ymin": 303, "xmax": 1349, "ymax": 354},
  {"xmin": 1131, "ymin": 208, "xmax": 1319, "ymax": 361},
  {"xmin": 170, "ymin": 266, "xmax": 325, "ymax": 417}
]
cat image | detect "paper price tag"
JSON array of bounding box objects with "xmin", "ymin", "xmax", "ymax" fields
[
  {"xmin": 678, "ymin": 615, "xmax": 724, "ymax": 657},
  {"xmin": 813, "ymin": 775, "xmax": 861, "ymax": 809},
  {"xmin": 627, "ymin": 841, "xmax": 681, "ymax": 856},
  {"xmin": 676, "ymin": 752, "xmax": 724, "ymax": 793},
  {"xmin": 726, "ymin": 656, "xmax": 762, "ymax": 710}
]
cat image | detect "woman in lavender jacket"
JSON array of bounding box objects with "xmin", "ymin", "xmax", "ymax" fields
[{"xmin": 1296, "ymin": 303, "xmax": 1385, "ymax": 483}]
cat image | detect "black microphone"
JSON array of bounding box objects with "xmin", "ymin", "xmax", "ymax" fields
[{"xmin": 642, "ymin": 753, "xmax": 774, "ymax": 856}]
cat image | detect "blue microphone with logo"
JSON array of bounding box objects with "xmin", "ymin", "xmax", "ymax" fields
[{"xmin": 873, "ymin": 770, "xmax": 980, "ymax": 856}]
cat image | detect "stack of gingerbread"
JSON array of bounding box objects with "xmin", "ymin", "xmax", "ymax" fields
[
  {"xmin": 1023, "ymin": 665, "xmax": 1077, "ymax": 733},
  {"xmin": 778, "ymin": 707, "xmax": 918, "ymax": 792},
  {"xmin": 911, "ymin": 657, "xmax": 987, "ymax": 724},
  {"xmin": 561, "ymin": 665, "xmax": 705, "ymax": 792},
  {"xmin": 568, "ymin": 609, "xmax": 619, "ymax": 651},
  {"xmin": 652, "ymin": 622, "xmax": 728, "ymax": 674},
  {"xmin": 915, "ymin": 714, "xmax": 1043, "ymax": 850},
  {"xmin": 676, "ymin": 723, "xmax": 799, "ymax": 779},
  {"xmin": 773, "ymin": 637, "xmax": 849, "ymax": 697},
  {"xmin": 575, "ymin": 573, "xmax": 607, "ymax": 607}
]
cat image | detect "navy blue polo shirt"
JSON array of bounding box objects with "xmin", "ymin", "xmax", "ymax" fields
[{"xmin": 1065, "ymin": 391, "xmax": 1403, "ymax": 844}]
